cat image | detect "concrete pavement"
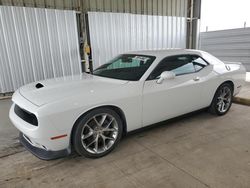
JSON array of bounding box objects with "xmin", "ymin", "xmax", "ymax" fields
[
  {"xmin": 1, "ymin": 99, "xmax": 250, "ymax": 187},
  {"xmin": 233, "ymin": 73, "xmax": 250, "ymax": 106}
]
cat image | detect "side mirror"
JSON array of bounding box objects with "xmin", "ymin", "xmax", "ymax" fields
[{"xmin": 156, "ymin": 71, "xmax": 175, "ymax": 84}]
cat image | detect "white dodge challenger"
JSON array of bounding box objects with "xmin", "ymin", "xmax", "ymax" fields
[{"xmin": 9, "ymin": 49, "xmax": 246, "ymax": 160}]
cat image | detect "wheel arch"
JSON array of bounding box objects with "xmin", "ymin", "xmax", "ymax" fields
[
  {"xmin": 209, "ymin": 80, "xmax": 234, "ymax": 115},
  {"xmin": 220, "ymin": 80, "xmax": 234, "ymax": 93},
  {"xmin": 70, "ymin": 105, "xmax": 127, "ymax": 148},
  {"xmin": 210, "ymin": 80, "xmax": 234, "ymax": 106}
]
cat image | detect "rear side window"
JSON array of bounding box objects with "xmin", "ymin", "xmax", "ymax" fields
[
  {"xmin": 192, "ymin": 56, "xmax": 208, "ymax": 71},
  {"xmin": 148, "ymin": 55, "xmax": 208, "ymax": 80}
]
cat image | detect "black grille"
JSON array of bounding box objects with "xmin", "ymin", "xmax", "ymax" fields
[{"xmin": 14, "ymin": 105, "xmax": 38, "ymax": 126}]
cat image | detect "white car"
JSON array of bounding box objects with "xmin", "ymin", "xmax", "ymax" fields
[{"xmin": 9, "ymin": 49, "xmax": 246, "ymax": 160}]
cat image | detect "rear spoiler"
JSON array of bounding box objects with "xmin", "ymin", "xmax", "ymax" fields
[{"xmin": 223, "ymin": 61, "xmax": 242, "ymax": 65}]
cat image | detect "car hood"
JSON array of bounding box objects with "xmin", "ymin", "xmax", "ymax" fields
[{"xmin": 19, "ymin": 73, "xmax": 128, "ymax": 106}]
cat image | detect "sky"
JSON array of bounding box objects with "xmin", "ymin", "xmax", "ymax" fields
[{"xmin": 200, "ymin": 0, "xmax": 250, "ymax": 32}]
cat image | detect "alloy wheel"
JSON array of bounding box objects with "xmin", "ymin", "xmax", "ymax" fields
[
  {"xmin": 80, "ymin": 113, "xmax": 119, "ymax": 154},
  {"xmin": 216, "ymin": 86, "xmax": 232, "ymax": 113}
]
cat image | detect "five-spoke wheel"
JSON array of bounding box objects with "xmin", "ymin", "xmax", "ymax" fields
[
  {"xmin": 81, "ymin": 113, "xmax": 119, "ymax": 154},
  {"xmin": 216, "ymin": 86, "xmax": 232, "ymax": 113},
  {"xmin": 72, "ymin": 108, "xmax": 123, "ymax": 158},
  {"xmin": 209, "ymin": 83, "xmax": 233, "ymax": 115}
]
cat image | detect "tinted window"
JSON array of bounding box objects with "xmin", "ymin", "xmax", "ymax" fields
[
  {"xmin": 148, "ymin": 55, "xmax": 208, "ymax": 80},
  {"xmin": 192, "ymin": 56, "xmax": 208, "ymax": 71},
  {"xmin": 93, "ymin": 54, "xmax": 156, "ymax": 81},
  {"xmin": 148, "ymin": 55, "xmax": 194, "ymax": 80}
]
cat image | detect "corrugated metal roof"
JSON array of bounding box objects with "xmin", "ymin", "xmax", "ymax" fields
[{"xmin": 1, "ymin": 0, "xmax": 188, "ymax": 16}]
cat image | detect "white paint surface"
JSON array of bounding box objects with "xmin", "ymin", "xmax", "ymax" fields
[{"xmin": 9, "ymin": 49, "xmax": 246, "ymax": 153}]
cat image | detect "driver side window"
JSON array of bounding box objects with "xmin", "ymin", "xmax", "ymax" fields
[
  {"xmin": 148, "ymin": 55, "xmax": 194, "ymax": 80},
  {"xmin": 148, "ymin": 55, "xmax": 208, "ymax": 80}
]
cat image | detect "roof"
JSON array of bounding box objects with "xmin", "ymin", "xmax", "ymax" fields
[
  {"xmin": 128, "ymin": 49, "xmax": 204, "ymax": 58},
  {"xmin": 127, "ymin": 49, "xmax": 225, "ymax": 65}
]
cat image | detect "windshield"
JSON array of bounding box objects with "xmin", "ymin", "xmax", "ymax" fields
[{"xmin": 93, "ymin": 54, "xmax": 156, "ymax": 81}]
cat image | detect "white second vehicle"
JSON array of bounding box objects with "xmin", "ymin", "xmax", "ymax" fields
[{"xmin": 9, "ymin": 49, "xmax": 246, "ymax": 160}]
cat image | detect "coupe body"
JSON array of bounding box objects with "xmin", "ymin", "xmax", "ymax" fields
[{"xmin": 9, "ymin": 49, "xmax": 246, "ymax": 160}]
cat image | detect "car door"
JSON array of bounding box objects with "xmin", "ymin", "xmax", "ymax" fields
[{"xmin": 142, "ymin": 54, "xmax": 212, "ymax": 126}]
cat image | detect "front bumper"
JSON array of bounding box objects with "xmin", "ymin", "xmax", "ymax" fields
[
  {"xmin": 19, "ymin": 132, "xmax": 70, "ymax": 160},
  {"xmin": 10, "ymin": 103, "xmax": 70, "ymax": 150},
  {"xmin": 9, "ymin": 91, "xmax": 73, "ymax": 160}
]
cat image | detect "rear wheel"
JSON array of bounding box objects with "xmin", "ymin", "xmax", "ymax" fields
[
  {"xmin": 209, "ymin": 83, "xmax": 233, "ymax": 115},
  {"xmin": 72, "ymin": 108, "xmax": 123, "ymax": 158}
]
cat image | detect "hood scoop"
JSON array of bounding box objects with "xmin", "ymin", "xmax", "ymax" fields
[{"xmin": 35, "ymin": 83, "xmax": 44, "ymax": 89}]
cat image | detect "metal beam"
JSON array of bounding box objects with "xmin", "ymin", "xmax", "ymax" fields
[{"xmin": 186, "ymin": 0, "xmax": 201, "ymax": 49}]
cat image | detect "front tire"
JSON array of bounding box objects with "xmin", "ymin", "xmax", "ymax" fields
[
  {"xmin": 209, "ymin": 83, "xmax": 233, "ymax": 116},
  {"xmin": 72, "ymin": 108, "xmax": 123, "ymax": 158}
]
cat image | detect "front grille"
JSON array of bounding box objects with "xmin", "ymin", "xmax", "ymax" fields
[{"xmin": 14, "ymin": 105, "xmax": 38, "ymax": 126}]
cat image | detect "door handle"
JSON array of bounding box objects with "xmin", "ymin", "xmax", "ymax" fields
[{"xmin": 193, "ymin": 77, "xmax": 200, "ymax": 81}]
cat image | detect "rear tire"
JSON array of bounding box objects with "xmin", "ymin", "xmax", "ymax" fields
[
  {"xmin": 72, "ymin": 108, "xmax": 123, "ymax": 158},
  {"xmin": 209, "ymin": 83, "xmax": 233, "ymax": 116}
]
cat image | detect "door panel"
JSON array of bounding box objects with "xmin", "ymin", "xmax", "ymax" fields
[
  {"xmin": 142, "ymin": 73, "xmax": 203, "ymax": 126},
  {"xmin": 142, "ymin": 55, "xmax": 215, "ymax": 127},
  {"xmin": 194, "ymin": 65, "xmax": 218, "ymax": 106}
]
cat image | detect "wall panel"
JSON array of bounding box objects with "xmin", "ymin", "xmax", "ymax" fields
[
  {"xmin": 88, "ymin": 11, "xmax": 187, "ymax": 68},
  {"xmin": 200, "ymin": 28, "xmax": 250, "ymax": 71},
  {"xmin": 0, "ymin": 6, "xmax": 81, "ymax": 93}
]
